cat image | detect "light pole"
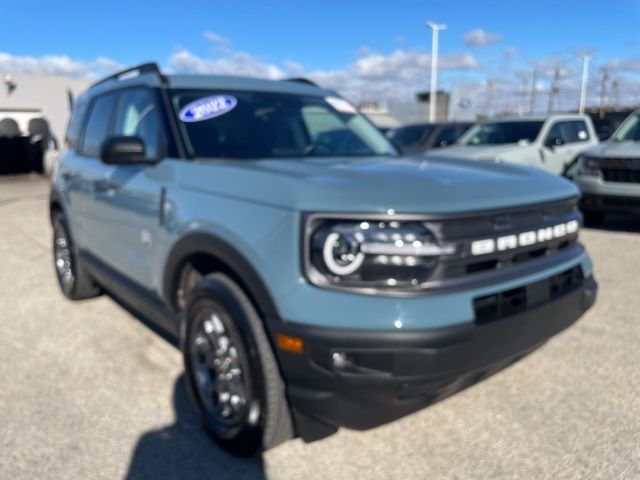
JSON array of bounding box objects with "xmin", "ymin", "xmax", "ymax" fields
[
  {"xmin": 426, "ymin": 21, "xmax": 447, "ymax": 123},
  {"xmin": 578, "ymin": 54, "xmax": 590, "ymax": 114}
]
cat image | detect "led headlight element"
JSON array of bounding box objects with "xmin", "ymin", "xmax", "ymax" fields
[
  {"xmin": 322, "ymin": 232, "xmax": 366, "ymax": 276},
  {"xmin": 307, "ymin": 218, "xmax": 455, "ymax": 292},
  {"xmin": 578, "ymin": 155, "xmax": 602, "ymax": 177}
]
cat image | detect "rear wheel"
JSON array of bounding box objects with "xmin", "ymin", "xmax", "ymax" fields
[
  {"xmin": 52, "ymin": 212, "xmax": 101, "ymax": 300},
  {"xmin": 183, "ymin": 273, "xmax": 293, "ymax": 456}
]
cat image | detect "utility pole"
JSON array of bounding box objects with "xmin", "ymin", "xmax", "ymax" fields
[
  {"xmin": 426, "ymin": 21, "xmax": 447, "ymax": 123},
  {"xmin": 520, "ymin": 73, "xmax": 528, "ymax": 116},
  {"xmin": 612, "ymin": 80, "xmax": 620, "ymax": 110},
  {"xmin": 486, "ymin": 79, "xmax": 494, "ymax": 118},
  {"xmin": 578, "ymin": 55, "xmax": 590, "ymax": 114},
  {"xmin": 529, "ymin": 70, "xmax": 538, "ymax": 115},
  {"xmin": 599, "ymin": 68, "xmax": 609, "ymax": 119},
  {"xmin": 548, "ymin": 66, "xmax": 560, "ymax": 114}
]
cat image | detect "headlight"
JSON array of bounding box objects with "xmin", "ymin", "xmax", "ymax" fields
[
  {"xmin": 304, "ymin": 216, "xmax": 456, "ymax": 293},
  {"xmin": 577, "ymin": 155, "xmax": 602, "ymax": 177}
]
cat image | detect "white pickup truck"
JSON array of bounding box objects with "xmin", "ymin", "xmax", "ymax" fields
[{"xmin": 433, "ymin": 114, "xmax": 599, "ymax": 175}]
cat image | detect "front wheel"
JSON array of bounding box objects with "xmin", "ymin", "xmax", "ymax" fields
[
  {"xmin": 183, "ymin": 273, "xmax": 293, "ymax": 456},
  {"xmin": 52, "ymin": 212, "xmax": 101, "ymax": 300}
]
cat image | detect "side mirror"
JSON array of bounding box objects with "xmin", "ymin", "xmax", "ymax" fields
[
  {"xmin": 101, "ymin": 136, "xmax": 148, "ymax": 165},
  {"xmin": 546, "ymin": 137, "xmax": 564, "ymax": 149}
]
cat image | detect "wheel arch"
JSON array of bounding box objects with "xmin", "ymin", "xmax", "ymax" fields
[
  {"xmin": 162, "ymin": 232, "xmax": 281, "ymax": 321},
  {"xmin": 49, "ymin": 188, "xmax": 65, "ymax": 223}
]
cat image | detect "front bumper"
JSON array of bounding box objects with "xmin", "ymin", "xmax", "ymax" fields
[
  {"xmin": 576, "ymin": 175, "xmax": 640, "ymax": 213},
  {"xmin": 580, "ymin": 194, "xmax": 640, "ymax": 214},
  {"xmin": 269, "ymin": 274, "xmax": 597, "ymax": 441}
]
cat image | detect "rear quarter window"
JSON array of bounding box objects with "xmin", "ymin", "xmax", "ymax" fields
[{"xmin": 65, "ymin": 103, "xmax": 88, "ymax": 149}]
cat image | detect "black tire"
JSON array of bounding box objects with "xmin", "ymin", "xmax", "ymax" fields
[
  {"xmin": 183, "ymin": 273, "xmax": 293, "ymax": 456},
  {"xmin": 583, "ymin": 211, "xmax": 605, "ymax": 226},
  {"xmin": 52, "ymin": 211, "xmax": 101, "ymax": 300}
]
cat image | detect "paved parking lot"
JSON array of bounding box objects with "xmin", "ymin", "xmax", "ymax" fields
[{"xmin": 0, "ymin": 175, "xmax": 638, "ymax": 480}]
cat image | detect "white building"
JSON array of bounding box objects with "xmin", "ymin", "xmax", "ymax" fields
[{"xmin": 0, "ymin": 73, "xmax": 91, "ymax": 146}]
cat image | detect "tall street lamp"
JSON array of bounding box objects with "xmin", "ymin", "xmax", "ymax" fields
[
  {"xmin": 578, "ymin": 54, "xmax": 590, "ymax": 114},
  {"xmin": 426, "ymin": 21, "xmax": 447, "ymax": 123}
]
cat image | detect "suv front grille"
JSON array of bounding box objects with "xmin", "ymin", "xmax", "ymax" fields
[
  {"xmin": 598, "ymin": 158, "xmax": 640, "ymax": 183},
  {"xmin": 474, "ymin": 266, "xmax": 584, "ymax": 324},
  {"xmin": 427, "ymin": 198, "xmax": 581, "ymax": 282}
]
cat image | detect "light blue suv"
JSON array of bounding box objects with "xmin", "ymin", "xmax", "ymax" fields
[{"xmin": 50, "ymin": 63, "xmax": 597, "ymax": 456}]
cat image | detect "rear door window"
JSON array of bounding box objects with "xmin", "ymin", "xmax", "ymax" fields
[{"xmin": 80, "ymin": 93, "xmax": 117, "ymax": 157}]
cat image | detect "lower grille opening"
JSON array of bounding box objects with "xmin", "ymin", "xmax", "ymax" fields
[
  {"xmin": 513, "ymin": 247, "xmax": 548, "ymax": 264},
  {"xmin": 474, "ymin": 266, "xmax": 584, "ymax": 324}
]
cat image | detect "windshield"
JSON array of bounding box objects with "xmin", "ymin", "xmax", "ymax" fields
[
  {"xmin": 459, "ymin": 121, "xmax": 544, "ymax": 145},
  {"xmin": 171, "ymin": 89, "xmax": 397, "ymax": 159},
  {"xmin": 612, "ymin": 112, "xmax": 640, "ymax": 142},
  {"xmin": 387, "ymin": 125, "xmax": 435, "ymax": 147}
]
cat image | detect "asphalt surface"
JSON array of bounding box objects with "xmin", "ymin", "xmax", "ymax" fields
[{"xmin": 0, "ymin": 175, "xmax": 638, "ymax": 480}]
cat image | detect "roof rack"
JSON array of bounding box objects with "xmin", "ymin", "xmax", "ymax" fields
[
  {"xmin": 281, "ymin": 77, "xmax": 319, "ymax": 87},
  {"xmin": 89, "ymin": 62, "xmax": 169, "ymax": 89}
]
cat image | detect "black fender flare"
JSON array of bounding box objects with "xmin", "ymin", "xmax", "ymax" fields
[
  {"xmin": 162, "ymin": 232, "xmax": 280, "ymax": 320},
  {"xmin": 49, "ymin": 186, "xmax": 66, "ymax": 222}
]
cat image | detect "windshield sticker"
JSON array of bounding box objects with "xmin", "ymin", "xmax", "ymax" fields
[
  {"xmin": 179, "ymin": 95, "xmax": 238, "ymax": 122},
  {"xmin": 325, "ymin": 96, "xmax": 357, "ymax": 115}
]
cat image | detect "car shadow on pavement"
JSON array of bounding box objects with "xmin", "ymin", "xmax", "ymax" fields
[
  {"xmin": 124, "ymin": 375, "xmax": 266, "ymax": 480},
  {"xmin": 584, "ymin": 213, "xmax": 640, "ymax": 233}
]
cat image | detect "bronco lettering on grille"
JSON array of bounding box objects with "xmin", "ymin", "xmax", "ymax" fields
[{"xmin": 471, "ymin": 220, "xmax": 578, "ymax": 256}]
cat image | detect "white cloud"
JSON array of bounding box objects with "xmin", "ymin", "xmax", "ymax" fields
[
  {"xmin": 0, "ymin": 52, "xmax": 121, "ymax": 77},
  {"xmin": 463, "ymin": 29, "xmax": 503, "ymax": 47},
  {"xmin": 168, "ymin": 40, "xmax": 480, "ymax": 103},
  {"xmin": 203, "ymin": 31, "xmax": 231, "ymax": 48},
  {"xmin": 169, "ymin": 47, "xmax": 284, "ymax": 79},
  {"xmin": 605, "ymin": 57, "xmax": 640, "ymax": 72}
]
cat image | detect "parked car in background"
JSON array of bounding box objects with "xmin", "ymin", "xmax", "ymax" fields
[
  {"xmin": 51, "ymin": 63, "xmax": 598, "ymax": 456},
  {"xmin": 434, "ymin": 115, "xmax": 598, "ymax": 175},
  {"xmin": 572, "ymin": 109, "xmax": 640, "ymax": 224},
  {"xmin": 387, "ymin": 122, "xmax": 472, "ymax": 154},
  {"xmin": 0, "ymin": 111, "xmax": 58, "ymax": 175}
]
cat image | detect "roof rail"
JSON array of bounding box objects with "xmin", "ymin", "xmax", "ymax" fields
[
  {"xmin": 89, "ymin": 62, "xmax": 169, "ymax": 89},
  {"xmin": 281, "ymin": 77, "xmax": 319, "ymax": 87}
]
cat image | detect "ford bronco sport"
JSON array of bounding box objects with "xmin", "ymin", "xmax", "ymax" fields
[
  {"xmin": 572, "ymin": 109, "xmax": 640, "ymax": 224},
  {"xmin": 50, "ymin": 63, "xmax": 597, "ymax": 456}
]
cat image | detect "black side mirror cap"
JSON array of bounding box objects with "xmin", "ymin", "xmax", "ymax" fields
[{"xmin": 101, "ymin": 136, "xmax": 150, "ymax": 165}]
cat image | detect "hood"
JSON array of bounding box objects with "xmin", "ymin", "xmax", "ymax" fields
[
  {"xmin": 432, "ymin": 144, "xmax": 527, "ymax": 160},
  {"xmin": 179, "ymin": 155, "xmax": 578, "ymax": 214},
  {"xmin": 586, "ymin": 141, "xmax": 640, "ymax": 159}
]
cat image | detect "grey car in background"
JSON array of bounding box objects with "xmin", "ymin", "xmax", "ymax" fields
[
  {"xmin": 573, "ymin": 110, "xmax": 640, "ymax": 224},
  {"xmin": 434, "ymin": 115, "xmax": 598, "ymax": 175},
  {"xmin": 387, "ymin": 122, "xmax": 472, "ymax": 155}
]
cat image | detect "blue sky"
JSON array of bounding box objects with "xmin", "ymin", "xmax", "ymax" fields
[{"xmin": 1, "ymin": 0, "xmax": 640, "ymax": 107}]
